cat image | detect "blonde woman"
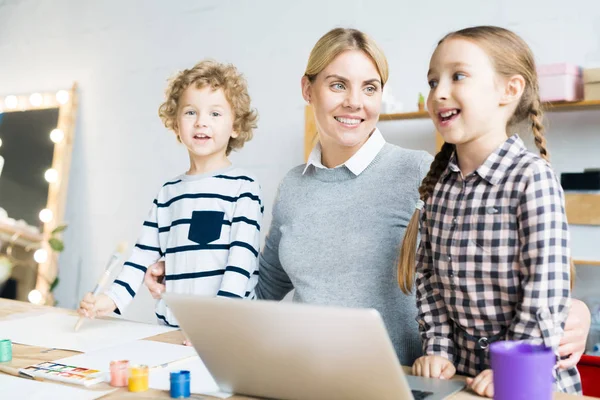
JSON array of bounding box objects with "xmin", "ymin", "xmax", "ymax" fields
[{"xmin": 145, "ymin": 28, "xmax": 590, "ymax": 368}]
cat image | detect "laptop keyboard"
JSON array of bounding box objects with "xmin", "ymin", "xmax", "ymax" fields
[{"xmin": 411, "ymin": 390, "xmax": 433, "ymax": 400}]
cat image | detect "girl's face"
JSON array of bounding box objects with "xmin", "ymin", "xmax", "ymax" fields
[
  {"xmin": 302, "ymin": 50, "xmax": 383, "ymax": 160},
  {"xmin": 426, "ymin": 38, "xmax": 509, "ymax": 147}
]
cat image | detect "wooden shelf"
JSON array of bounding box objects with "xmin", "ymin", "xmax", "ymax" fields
[
  {"xmin": 544, "ymin": 99, "xmax": 600, "ymax": 112},
  {"xmin": 573, "ymin": 259, "xmax": 600, "ymax": 267},
  {"xmin": 565, "ymin": 193, "xmax": 600, "ymax": 226},
  {"xmin": 379, "ymin": 110, "xmax": 430, "ymax": 121},
  {"xmin": 378, "ymin": 99, "xmax": 600, "ymax": 121}
]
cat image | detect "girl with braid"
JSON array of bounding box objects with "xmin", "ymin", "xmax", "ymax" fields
[{"xmin": 399, "ymin": 26, "xmax": 582, "ymax": 397}]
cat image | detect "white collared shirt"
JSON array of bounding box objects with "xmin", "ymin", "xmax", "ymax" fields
[{"xmin": 302, "ymin": 128, "xmax": 386, "ymax": 176}]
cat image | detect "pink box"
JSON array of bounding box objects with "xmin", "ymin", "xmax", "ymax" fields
[{"xmin": 537, "ymin": 63, "xmax": 583, "ymax": 102}]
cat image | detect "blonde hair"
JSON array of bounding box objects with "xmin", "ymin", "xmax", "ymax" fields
[
  {"xmin": 398, "ymin": 26, "xmax": 574, "ymax": 294},
  {"xmin": 304, "ymin": 28, "xmax": 389, "ymax": 86},
  {"xmin": 158, "ymin": 59, "xmax": 258, "ymax": 155}
]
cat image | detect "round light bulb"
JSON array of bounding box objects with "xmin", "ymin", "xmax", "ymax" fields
[
  {"xmin": 5, "ymin": 95, "xmax": 18, "ymax": 109},
  {"xmin": 39, "ymin": 208, "xmax": 53, "ymax": 223},
  {"xmin": 33, "ymin": 248, "xmax": 48, "ymax": 263},
  {"xmin": 29, "ymin": 93, "xmax": 43, "ymax": 107},
  {"xmin": 44, "ymin": 168, "xmax": 58, "ymax": 183},
  {"xmin": 50, "ymin": 129, "xmax": 64, "ymax": 143},
  {"xmin": 56, "ymin": 90, "xmax": 69, "ymax": 105},
  {"xmin": 28, "ymin": 289, "xmax": 43, "ymax": 304}
]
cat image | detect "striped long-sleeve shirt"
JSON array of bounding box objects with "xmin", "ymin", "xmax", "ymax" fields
[
  {"xmin": 105, "ymin": 165, "xmax": 263, "ymax": 326},
  {"xmin": 415, "ymin": 135, "xmax": 580, "ymax": 394}
]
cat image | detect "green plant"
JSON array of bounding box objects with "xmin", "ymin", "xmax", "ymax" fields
[
  {"xmin": 47, "ymin": 224, "xmax": 68, "ymax": 298},
  {"xmin": 48, "ymin": 224, "xmax": 67, "ymax": 251}
]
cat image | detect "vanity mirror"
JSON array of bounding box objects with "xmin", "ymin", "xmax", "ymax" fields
[{"xmin": 0, "ymin": 84, "xmax": 77, "ymax": 304}]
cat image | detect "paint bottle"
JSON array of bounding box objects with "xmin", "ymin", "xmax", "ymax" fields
[
  {"xmin": 170, "ymin": 370, "xmax": 191, "ymax": 398},
  {"xmin": 109, "ymin": 360, "xmax": 129, "ymax": 387},
  {"xmin": 0, "ymin": 339, "xmax": 12, "ymax": 362},
  {"xmin": 128, "ymin": 364, "xmax": 149, "ymax": 392}
]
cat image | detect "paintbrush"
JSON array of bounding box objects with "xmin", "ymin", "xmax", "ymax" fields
[
  {"xmin": 150, "ymin": 355, "xmax": 199, "ymax": 370},
  {"xmin": 74, "ymin": 242, "xmax": 127, "ymax": 332},
  {"xmin": 0, "ymin": 364, "xmax": 44, "ymax": 381}
]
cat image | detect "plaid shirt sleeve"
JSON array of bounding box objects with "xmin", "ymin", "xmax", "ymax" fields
[
  {"xmin": 415, "ymin": 206, "xmax": 455, "ymax": 362},
  {"xmin": 507, "ymin": 160, "xmax": 571, "ymax": 350}
]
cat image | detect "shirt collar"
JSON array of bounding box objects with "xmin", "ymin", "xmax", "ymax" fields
[
  {"xmin": 441, "ymin": 134, "xmax": 527, "ymax": 185},
  {"xmin": 302, "ymin": 128, "xmax": 386, "ymax": 176}
]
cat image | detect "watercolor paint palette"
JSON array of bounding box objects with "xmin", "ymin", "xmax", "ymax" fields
[{"xmin": 19, "ymin": 362, "xmax": 105, "ymax": 387}]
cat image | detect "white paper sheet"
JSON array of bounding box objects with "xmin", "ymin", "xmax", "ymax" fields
[
  {"xmin": 0, "ymin": 313, "xmax": 175, "ymax": 352},
  {"xmin": 55, "ymin": 341, "xmax": 231, "ymax": 398},
  {"xmin": 0, "ymin": 374, "xmax": 117, "ymax": 400},
  {"xmin": 54, "ymin": 340, "xmax": 198, "ymax": 372}
]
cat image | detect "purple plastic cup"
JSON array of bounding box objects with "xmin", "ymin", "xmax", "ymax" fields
[{"xmin": 490, "ymin": 341, "xmax": 555, "ymax": 400}]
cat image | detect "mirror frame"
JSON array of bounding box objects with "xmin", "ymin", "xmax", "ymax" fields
[{"xmin": 0, "ymin": 83, "xmax": 78, "ymax": 304}]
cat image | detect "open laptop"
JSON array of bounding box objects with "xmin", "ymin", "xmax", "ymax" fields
[{"xmin": 163, "ymin": 293, "xmax": 465, "ymax": 400}]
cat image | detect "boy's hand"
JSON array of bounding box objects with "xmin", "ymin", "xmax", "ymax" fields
[
  {"xmin": 77, "ymin": 293, "xmax": 117, "ymax": 319},
  {"xmin": 412, "ymin": 355, "xmax": 456, "ymax": 379},
  {"xmin": 145, "ymin": 261, "xmax": 166, "ymax": 299},
  {"xmin": 466, "ymin": 369, "xmax": 494, "ymax": 398}
]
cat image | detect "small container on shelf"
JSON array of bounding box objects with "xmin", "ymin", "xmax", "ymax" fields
[
  {"xmin": 560, "ymin": 169, "xmax": 600, "ymax": 191},
  {"xmin": 537, "ymin": 63, "xmax": 583, "ymax": 102},
  {"xmin": 583, "ymin": 67, "xmax": 600, "ymax": 100},
  {"xmin": 417, "ymin": 92, "xmax": 425, "ymax": 112}
]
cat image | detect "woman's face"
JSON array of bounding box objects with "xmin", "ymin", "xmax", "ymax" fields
[{"xmin": 302, "ymin": 50, "xmax": 383, "ymax": 159}]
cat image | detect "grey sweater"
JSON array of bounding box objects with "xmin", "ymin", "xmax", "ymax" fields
[{"xmin": 256, "ymin": 143, "xmax": 433, "ymax": 366}]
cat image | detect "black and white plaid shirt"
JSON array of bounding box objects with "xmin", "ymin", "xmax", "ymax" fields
[{"xmin": 415, "ymin": 134, "xmax": 581, "ymax": 394}]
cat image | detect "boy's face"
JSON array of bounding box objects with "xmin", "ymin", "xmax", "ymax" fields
[{"xmin": 176, "ymin": 85, "xmax": 237, "ymax": 164}]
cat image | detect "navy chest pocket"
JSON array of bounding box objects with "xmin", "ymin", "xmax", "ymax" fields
[{"xmin": 188, "ymin": 210, "xmax": 225, "ymax": 245}]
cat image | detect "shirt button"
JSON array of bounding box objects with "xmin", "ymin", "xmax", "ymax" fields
[
  {"xmin": 447, "ymin": 255, "xmax": 452, "ymax": 262},
  {"xmin": 452, "ymin": 218, "xmax": 457, "ymax": 226},
  {"xmin": 449, "ymin": 271, "xmax": 454, "ymax": 278}
]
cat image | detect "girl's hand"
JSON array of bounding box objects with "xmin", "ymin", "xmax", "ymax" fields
[
  {"xmin": 466, "ymin": 369, "xmax": 494, "ymax": 398},
  {"xmin": 412, "ymin": 355, "xmax": 456, "ymax": 379}
]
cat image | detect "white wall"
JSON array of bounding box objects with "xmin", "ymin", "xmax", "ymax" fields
[{"xmin": 0, "ymin": 0, "xmax": 598, "ymax": 325}]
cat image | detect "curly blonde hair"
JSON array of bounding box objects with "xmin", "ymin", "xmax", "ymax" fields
[{"xmin": 158, "ymin": 59, "xmax": 258, "ymax": 155}]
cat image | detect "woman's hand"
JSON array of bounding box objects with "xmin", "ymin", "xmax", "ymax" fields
[
  {"xmin": 144, "ymin": 261, "xmax": 166, "ymax": 299},
  {"xmin": 558, "ymin": 298, "xmax": 591, "ymax": 369}
]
